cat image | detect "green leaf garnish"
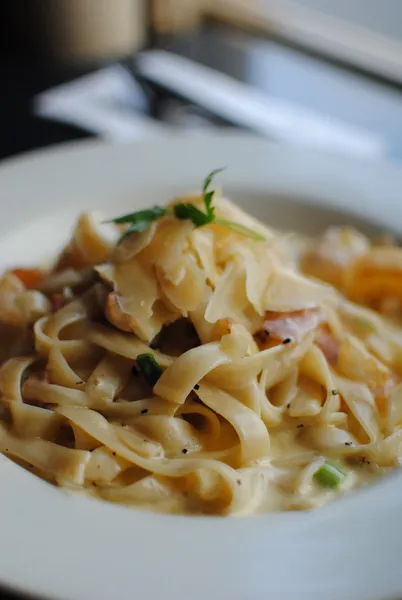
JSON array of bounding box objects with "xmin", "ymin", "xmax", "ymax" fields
[
  {"xmin": 117, "ymin": 222, "xmax": 149, "ymax": 243},
  {"xmin": 107, "ymin": 167, "xmax": 265, "ymax": 242},
  {"xmin": 107, "ymin": 206, "xmax": 166, "ymax": 243},
  {"xmin": 172, "ymin": 167, "xmax": 223, "ymax": 228},
  {"xmin": 352, "ymin": 318, "xmax": 376, "ymax": 334},
  {"xmin": 202, "ymin": 167, "xmax": 226, "ymax": 194},
  {"xmin": 200, "ymin": 168, "xmax": 265, "ymax": 240},
  {"xmin": 136, "ymin": 353, "xmax": 163, "ymax": 387},
  {"xmin": 173, "ymin": 202, "xmax": 211, "ymax": 227},
  {"xmin": 214, "ymin": 219, "xmax": 266, "ymax": 242},
  {"xmin": 109, "ymin": 206, "xmax": 167, "ymax": 225}
]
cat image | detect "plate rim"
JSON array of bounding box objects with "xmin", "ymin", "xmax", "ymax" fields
[{"xmin": 1, "ymin": 133, "xmax": 402, "ymax": 600}]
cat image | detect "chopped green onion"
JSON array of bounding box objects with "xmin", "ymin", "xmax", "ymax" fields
[
  {"xmin": 136, "ymin": 353, "xmax": 163, "ymax": 387},
  {"xmin": 314, "ymin": 461, "xmax": 345, "ymax": 488}
]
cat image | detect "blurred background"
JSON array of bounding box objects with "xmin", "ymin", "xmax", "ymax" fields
[{"xmin": 0, "ymin": 0, "xmax": 402, "ymax": 162}]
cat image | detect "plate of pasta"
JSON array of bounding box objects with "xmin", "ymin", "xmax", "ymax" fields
[{"xmin": 1, "ymin": 133, "xmax": 402, "ymax": 600}]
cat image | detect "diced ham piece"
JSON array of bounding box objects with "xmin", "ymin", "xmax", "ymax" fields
[
  {"xmin": 51, "ymin": 294, "xmax": 68, "ymax": 313},
  {"xmin": 51, "ymin": 288, "xmax": 75, "ymax": 313},
  {"xmin": 256, "ymin": 307, "xmax": 324, "ymax": 347},
  {"xmin": 11, "ymin": 268, "xmax": 43, "ymax": 290},
  {"xmin": 315, "ymin": 325, "xmax": 339, "ymax": 364},
  {"xmin": 371, "ymin": 375, "xmax": 399, "ymax": 415}
]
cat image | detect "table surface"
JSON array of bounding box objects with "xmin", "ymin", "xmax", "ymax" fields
[{"xmin": 1, "ymin": 19, "xmax": 402, "ymax": 600}]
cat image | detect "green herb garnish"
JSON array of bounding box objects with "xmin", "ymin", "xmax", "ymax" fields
[
  {"xmin": 314, "ymin": 461, "xmax": 346, "ymax": 488},
  {"xmin": 352, "ymin": 318, "xmax": 376, "ymax": 334},
  {"xmin": 173, "ymin": 202, "xmax": 212, "ymax": 227},
  {"xmin": 202, "ymin": 167, "xmax": 225, "ymax": 194},
  {"xmin": 110, "ymin": 206, "xmax": 167, "ymax": 225},
  {"xmin": 214, "ymin": 219, "xmax": 266, "ymax": 240},
  {"xmin": 172, "ymin": 168, "xmax": 222, "ymax": 227},
  {"xmin": 109, "ymin": 206, "xmax": 167, "ymax": 242},
  {"xmin": 136, "ymin": 353, "xmax": 163, "ymax": 387},
  {"xmin": 108, "ymin": 168, "xmax": 265, "ymax": 242}
]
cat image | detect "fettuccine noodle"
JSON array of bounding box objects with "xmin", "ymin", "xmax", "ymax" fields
[{"xmin": 1, "ymin": 186, "xmax": 402, "ymax": 516}]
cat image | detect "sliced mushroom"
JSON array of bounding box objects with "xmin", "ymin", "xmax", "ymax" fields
[
  {"xmin": 56, "ymin": 212, "xmax": 120, "ymax": 271},
  {"xmin": 301, "ymin": 226, "xmax": 370, "ymax": 288},
  {"xmin": 0, "ymin": 273, "xmax": 51, "ymax": 327},
  {"xmin": 343, "ymin": 246, "xmax": 402, "ymax": 308},
  {"xmin": 96, "ymin": 260, "xmax": 179, "ymax": 343}
]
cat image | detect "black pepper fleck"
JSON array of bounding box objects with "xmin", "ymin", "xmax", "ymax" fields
[
  {"xmin": 194, "ymin": 384, "xmax": 200, "ymax": 390},
  {"xmin": 182, "ymin": 448, "xmax": 188, "ymax": 454},
  {"xmin": 282, "ymin": 338, "xmax": 292, "ymax": 345},
  {"xmin": 286, "ymin": 403, "xmax": 291, "ymax": 409},
  {"xmin": 236, "ymin": 479, "xmax": 242, "ymax": 485},
  {"xmin": 344, "ymin": 442, "xmax": 353, "ymax": 446},
  {"xmin": 256, "ymin": 330, "xmax": 270, "ymax": 344},
  {"xmin": 296, "ymin": 424, "xmax": 304, "ymax": 428},
  {"xmin": 331, "ymin": 389, "xmax": 339, "ymax": 396},
  {"xmin": 359, "ymin": 456, "xmax": 371, "ymax": 466},
  {"xmin": 140, "ymin": 409, "xmax": 149, "ymax": 415},
  {"xmin": 112, "ymin": 452, "xmax": 116, "ymax": 456}
]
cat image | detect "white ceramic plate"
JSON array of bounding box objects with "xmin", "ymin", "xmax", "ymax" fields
[{"xmin": 1, "ymin": 134, "xmax": 402, "ymax": 600}]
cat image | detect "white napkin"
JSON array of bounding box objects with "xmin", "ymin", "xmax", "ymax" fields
[
  {"xmin": 34, "ymin": 65, "xmax": 167, "ymax": 140},
  {"xmin": 34, "ymin": 56, "xmax": 386, "ymax": 158},
  {"xmin": 136, "ymin": 50, "xmax": 386, "ymax": 158}
]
